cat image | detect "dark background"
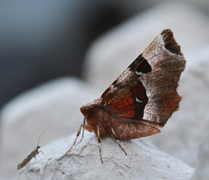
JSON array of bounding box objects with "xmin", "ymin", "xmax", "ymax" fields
[{"xmin": 0, "ymin": 1, "xmax": 208, "ymax": 109}]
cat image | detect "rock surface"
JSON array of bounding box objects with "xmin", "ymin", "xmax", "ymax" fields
[
  {"xmin": 17, "ymin": 132, "xmax": 194, "ymax": 180},
  {"xmin": 191, "ymin": 130, "xmax": 209, "ymax": 180}
]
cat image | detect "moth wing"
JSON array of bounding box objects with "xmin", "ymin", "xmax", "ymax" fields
[{"xmin": 101, "ymin": 29, "xmax": 186, "ymax": 127}]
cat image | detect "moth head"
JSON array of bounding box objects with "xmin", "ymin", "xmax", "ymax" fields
[
  {"xmin": 80, "ymin": 98, "xmax": 102, "ymax": 117},
  {"xmin": 80, "ymin": 106, "xmax": 87, "ymax": 115},
  {"xmin": 80, "ymin": 105, "xmax": 93, "ymax": 117}
]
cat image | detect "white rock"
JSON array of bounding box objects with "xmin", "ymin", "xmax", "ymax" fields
[
  {"xmin": 191, "ymin": 130, "xmax": 209, "ymax": 180},
  {"xmin": 0, "ymin": 77, "xmax": 99, "ymax": 180},
  {"xmin": 17, "ymin": 132, "xmax": 194, "ymax": 180}
]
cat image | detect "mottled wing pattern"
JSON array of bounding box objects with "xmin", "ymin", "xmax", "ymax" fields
[
  {"xmin": 101, "ymin": 29, "xmax": 186, "ymax": 127},
  {"xmin": 101, "ymin": 54, "xmax": 151, "ymax": 119},
  {"xmin": 140, "ymin": 29, "xmax": 186, "ymax": 126},
  {"xmin": 104, "ymin": 81, "xmax": 148, "ymax": 119}
]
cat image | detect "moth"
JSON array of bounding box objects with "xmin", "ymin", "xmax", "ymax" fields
[
  {"xmin": 65, "ymin": 29, "xmax": 186, "ymax": 163},
  {"xmin": 17, "ymin": 134, "xmax": 42, "ymax": 170}
]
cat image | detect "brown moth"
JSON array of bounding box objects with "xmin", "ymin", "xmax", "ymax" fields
[{"xmin": 65, "ymin": 29, "xmax": 186, "ymax": 163}]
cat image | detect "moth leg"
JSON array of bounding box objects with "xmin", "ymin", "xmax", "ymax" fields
[
  {"xmin": 43, "ymin": 158, "xmax": 52, "ymax": 176},
  {"xmin": 111, "ymin": 126, "xmax": 127, "ymax": 155},
  {"xmin": 77, "ymin": 118, "xmax": 86, "ymax": 145},
  {"xmin": 97, "ymin": 125, "xmax": 103, "ymax": 164},
  {"xmin": 65, "ymin": 123, "xmax": 84, "ymax": 155},
  {"xmin": 37, "ymin": 150, "xmax": 45, "ymax": 159},
  {"xmin": 65, "ymin": 123, "xmax": 93, "ymax": 155}
]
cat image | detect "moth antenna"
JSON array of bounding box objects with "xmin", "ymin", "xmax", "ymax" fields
[
  {"xmin": 37, "ymin": 128, "xmax": 48, "ymax": 147},
  {"xmin": 97, "ymin": 125, "xmax": 103, "ymax": 164},
  {"xmin": 111, "ymin": 126, "xmax": 127, "ymax": 155}
]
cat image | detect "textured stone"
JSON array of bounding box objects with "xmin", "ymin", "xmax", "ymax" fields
[
  {"xmin": 17, "ymin": 132, "xmax": 194, "ymax": 180},
  {"xmin": 191, "ymin": 130, "xmax": 209, "ymax": 180}
]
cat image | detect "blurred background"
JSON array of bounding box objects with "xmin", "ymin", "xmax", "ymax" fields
[
  {"xmin": 0, "ymin": 0, "xmax": 148, "ymax": 109},
  {"xmin": 1, "ymin": 0, "xmax": 208, "ymax": 110}
]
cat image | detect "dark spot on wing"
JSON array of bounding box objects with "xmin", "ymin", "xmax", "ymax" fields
[
  {"xmin": 129, "ymin": 54, "xmax": 151, "ymax": 75},
  {"xmin": 161, "ymin": 29, "xmax": 182, "ymax": 55}
]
